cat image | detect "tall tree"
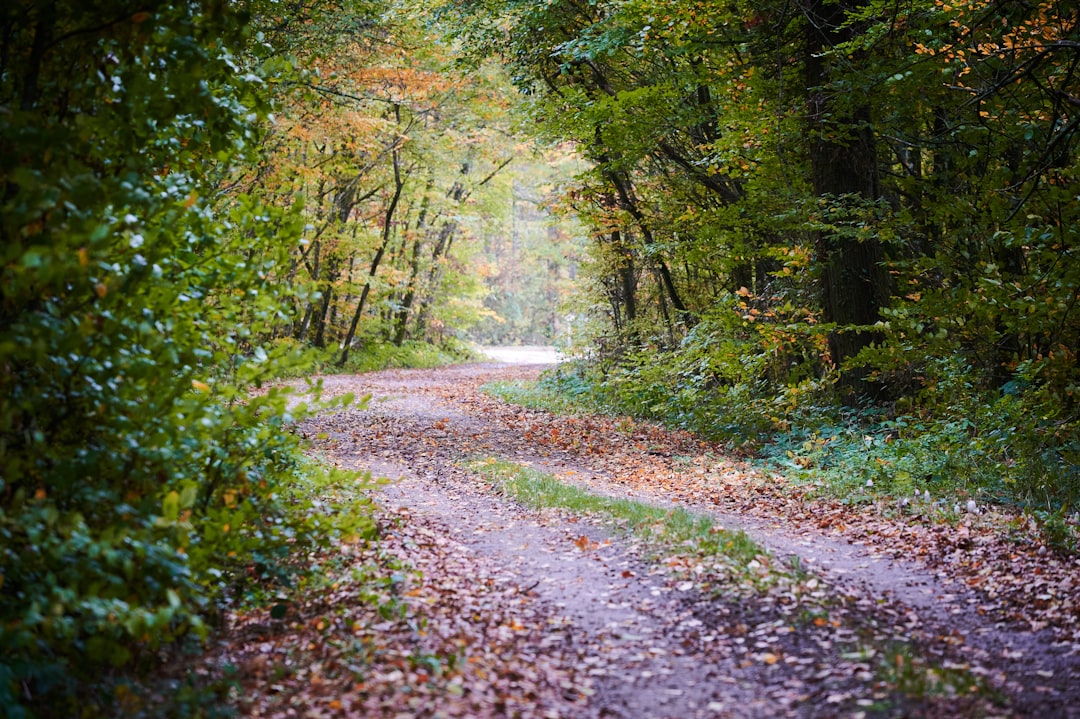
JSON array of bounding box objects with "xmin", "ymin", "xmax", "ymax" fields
[{"xmin": 801, "ymin": 0, "xmax": 891, "ymax": 390}]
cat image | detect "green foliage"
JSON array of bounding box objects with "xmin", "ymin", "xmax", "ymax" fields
[
  {"xmin": 335, "ymin": 338, "xmax": 479, "ymax": 374},
  {"xmin": 442, "ymin": 0, "xmax": 1080, "ymax": 518},
  {"xmin": 514, "ymin": 355, "xmax": 1080, "ymax": 518},
  {"xmin": 266, "ymin": 336, "xmax": 477, "ymax": 377},
  {"xmin": 0, "ymin": 1, "xmax": 378, "ymax": 715},
  {"xmin": 269, "ymin": 336, "xmax": 478, "ymax": 378},
  {"xmin": 483, "ymin": 379, "xmax": 591, "ymax": 416}
]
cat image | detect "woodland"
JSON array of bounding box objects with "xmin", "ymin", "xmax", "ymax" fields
[{"xmin": 0, "ymin": 0, "xmax": 1078, "ymax": 716}]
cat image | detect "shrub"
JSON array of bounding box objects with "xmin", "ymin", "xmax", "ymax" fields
[{"xmin": 0, "ymin": 2, "xmax": 375, "ymax": 715}]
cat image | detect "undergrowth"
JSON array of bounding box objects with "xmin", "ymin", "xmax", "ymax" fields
[
  {"xmin": 483, "ymin": 359, "xmax": 1079, "ymax": 553},
  {"xmin": 270, "ymin": 337, "xmax": 479, "ymax": 379},
  {"xmin": 20, "ymin": 457, "xmax": 380, "ymax": 719}
]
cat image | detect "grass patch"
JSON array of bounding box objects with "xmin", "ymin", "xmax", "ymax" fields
[
  {"xmin": 482, "ymin": 379, "xmax": 587, "ymax": 416},
  {"xmin": 468, "ymin": 458, "xmax": 1000, "ymax": 713},
  {"xmin": 873, "ymin": 643, "xmax": 1003, "ymax": 714},
  {"xmin": 482, "ymin": 361, "xmax": 612, "ymax": 417},
  {"xmin": 339, "ymin": 338, "xmax": 480, "ymax": 374},
  {"xmin": 468, "ymin": 457, "xmax": 762, "ymax": 576}
]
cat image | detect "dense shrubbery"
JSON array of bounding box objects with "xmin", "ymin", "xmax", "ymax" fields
[
  {"xmin": 537, "ymin": 354, "xmax": 1079, "ymax": 526},
  {"xmin": 0, "ymin": 2, "xmax": 375, "ymax": 715}
]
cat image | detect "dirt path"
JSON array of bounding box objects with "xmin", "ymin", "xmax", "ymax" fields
[{"xmin": 248, "ymin": 362, "xmax": 1077, "ymax": 717}]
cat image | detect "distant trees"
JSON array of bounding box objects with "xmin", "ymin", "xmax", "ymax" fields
[
  {"xmin": 469, "ymin": 153, "xmax": 587, "ymax": 346},
  {"xmin": 249, "ymin": 4, "xmax": 547, "ymax": 360}
]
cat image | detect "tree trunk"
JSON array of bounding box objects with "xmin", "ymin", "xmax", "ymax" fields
[
  {"xmin": 605, "ymin": 169, "xmax": 692, "ymax": 324},
  {"xmin": 295, "ymin": 240, "xmax": 321, "ymax": 342},
  {"xmin": 312, "ymin": 287, "xmax": 333, "ymax": 348},
  {"xmin": 338, "ymin": 141, "xmax": 408, "ymax": 367},
  {"xmin": 412, "ymin": 220, "xmax": 458, "ymax": 340},
  {"xmin": 804, "ymin": 0, "xmax": 890, "ymax": 395},
  {"xmin": 392, "ymin": 176, "xmax": 435, "ymax": 346},
  {"xmin": 616, "ymin": 230, "xmax": 637, "ymax": 331}
]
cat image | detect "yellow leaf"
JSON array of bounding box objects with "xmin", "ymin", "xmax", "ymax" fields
[
  {"xmin": 95, "ymin": 283, "xmax": 108, "ymax": 298},
  {"xmin": 191, "ymin": 380, "xmax": 210, "ymax": 393}
]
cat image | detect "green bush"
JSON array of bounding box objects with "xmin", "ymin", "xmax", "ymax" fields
[
  {"xmin": 0, "ymin": 2, "xmax": 376, "ymax": 715},
  {"xmin": 269, "ymin": 337, "xmax": 478, "ymax": 378},
  {"xmin": 337, "ymin": 337, "xmax": 479, "ymax": 374},
  {"xmin": 523, "ymin": 353, "xmax": 1079, "ymax": 519}
]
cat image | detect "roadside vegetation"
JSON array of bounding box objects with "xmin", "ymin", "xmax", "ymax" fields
[
  {"xmin": 271, "ymin": 338, "xmax": 479, "ymax": 379},
  {"xmin": 487, "ymin": 369, "xmax": 1080, "ymax": 553}
]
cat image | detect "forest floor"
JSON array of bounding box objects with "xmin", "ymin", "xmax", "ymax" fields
[{"xmin": 217, "ymin": 360, "xmax": 1079, "ymax": 718}]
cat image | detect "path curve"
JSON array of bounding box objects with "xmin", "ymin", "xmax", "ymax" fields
[{"xmin": 301, "ymin": 362, "xmax": 1079, "ymax": 718}]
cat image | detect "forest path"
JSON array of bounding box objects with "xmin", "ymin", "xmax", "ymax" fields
[{"xmin": 231, "ymin": 362, "xmax": 1078, "ymax": 718}]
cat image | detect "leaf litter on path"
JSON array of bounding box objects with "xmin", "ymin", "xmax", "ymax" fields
[
  {"xmin": 218, "ymin": 502, "xmax": 591, "ymax": 718},
  {"xmin": 219, "ymin": 363, "xmax": 1078, "ymax": 717}
]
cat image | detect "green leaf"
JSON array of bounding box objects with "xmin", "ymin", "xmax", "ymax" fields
[{"xmin": 163, "ymin": 491, "xmax": 180, "ymax": 523}]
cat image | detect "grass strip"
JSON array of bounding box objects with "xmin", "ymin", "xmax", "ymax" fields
[
  {"xmin": 468, "ymin": 457, "xmax": 762, "ymax": 573},
  {"xmin": 468, "ymin": 458, "xmax": 1001, "ymax": 712},
  {"xmin": 482, "ymin": 379, "xmax": 587, "ymax": 416}
]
